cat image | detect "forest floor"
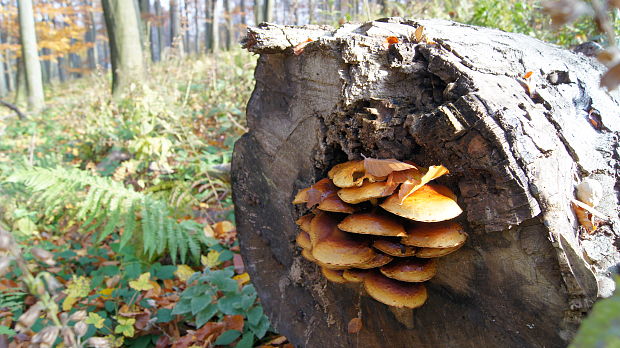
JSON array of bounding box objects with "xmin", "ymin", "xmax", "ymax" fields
[{"xmin": 0, "ymin": 50, "xmax": 289, "ymax": 347}]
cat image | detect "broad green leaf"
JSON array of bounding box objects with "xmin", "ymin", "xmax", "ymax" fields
[
  {"xmin": 213, "ymin": 330, "xmax": 241, "ymax": 345},
  {"xmin": 190, "ymin": 294, "xmax": 212, "ymax": 315},
  {"xmin": 195, "ymin": 304, "xmax": 218, "ymax": 328}
]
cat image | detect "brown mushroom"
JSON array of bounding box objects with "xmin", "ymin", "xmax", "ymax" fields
[
  {"xmin": 380, "ymin": 258, "xmax": 437, "ymax": 282},
  {"xmin": 295, "ymin": 214, "xmax": 314, "ymax": 232},
  {"xmin": 337, "ymin": 182, "xmax": 397, "ymax": 204},
  {"xmin": 401, "ymin": 221, "xmax": 467, "ymax": 248},
  {"xmin": 338, "ymin": 213, "xmax": 406, "ymax": 237},
  {"xmin": 363, "ymin": 271, "xmax": 428, "ymax": 309},
  {"xmin": 317, "ymin": 193, "xmax": 357, "ymax": 214},
  {"xmin": 296, "ymin": 231, "xmax": 312, "ymax": 250},
  {"xmin": 372, "ymin": 239, "xmax": 416, "ymax": 257},
  {"xmin": 351, "ymin": 253, "xmax": 393, "ymax": 269},
  {"xmin": 321, "ymin": 268, "xmax": 349, "ymax": 283},
  {"xmin": 342, "ymin": 269, "xmax": 369, "ymax": 283},
  {"xmin": 328, "ymin": 160, "xmax": 384, "ymax": 188},
  {"xmin": 293, "ymin": 187, "xmax": 311, "ymax": 204},
  {"xmin": 380, "ymin": 184, "xmax": 462, "ymax": 222},
  {"xmin": 415, "ymin": 245, "xmax": 463, "ymax": 258}
]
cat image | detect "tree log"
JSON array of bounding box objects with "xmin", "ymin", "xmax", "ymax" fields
[{"xmin": 232, "ymin": 18, "xmax": 620, "ymax": 348}]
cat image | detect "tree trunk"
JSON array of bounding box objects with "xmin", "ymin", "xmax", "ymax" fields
[
  {"xmin": 232, "ymin": 19, "xmax": 620, "ymax": 348},
  {"xmin": 263, "ymin": 0, "xmax": 274, "ymax": 22},
  {"xmin": 17, "ymin": 0, "xmax": 45, "ymax": 111},
  {"xmin": 194, "ymin": 0, "xmax": 200, "ymax": 54},
  {"xmin": 224, "ymin": 0, "xmax": 232, "ymax": 50},
  {"xmin": 155, "ymin": 0, "xmax": 163, "ymax": 61},
  {"xmin": 86, "ymin": 10, "xmax": 99, "ymax": 70},
  {"xmin": 211, "ymin": 0, "xmax": 220, "ymax": 52},
  {"xmin": 308, "ymin": 0, "xmax": 314, "ymax": 24},
  {"xmin": 240, "ymin": 0, "xmax": 246, "ymax": 26},
  {"xmin": 170, "ymin": 0, "xmax": 184, "ymax": 53},
  {"xmin": 0, "ymin": 51, "xmax": 6, "ymax": 97},
  {"xmin": 101, "ymin": 0, "xmax": 145, "ymax": 97},
  {"xmin": 254, "ymin": 0, "xmax": 263, "ymax": 25}
]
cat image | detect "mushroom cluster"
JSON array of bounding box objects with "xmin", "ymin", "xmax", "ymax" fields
[{"xmin": 292, "ymin": 158, "xmax": 467, "ymax": 309}]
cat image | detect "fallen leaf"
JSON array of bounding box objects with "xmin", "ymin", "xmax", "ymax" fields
[
  {"xmin": 293, "ymin": 38, "xmax": 313, "ymax": 56},
  {"xmin": 587, "ymin": 109, "xmax": 604, "ymax": 131},
  {"xmin": 202, "ymin": 250, "xmax": 221, "ymax": 268},
  {"xmin": 523, "ymin": 71, "xmax": 533, "ymax": 79},
  {"xmin": 223, "ymin": 315, "xmax": 245, "ymax": 332},
  {"xmin": 233, "ymin": 272, "xmax": 250, "ymax": 286},
  {"xmin": 233, "ymin": 254, "xmax": 245, "ymax": 274},
  {"xmin": 363, "ymin": 158, "xmax": 416, "ymax": 177},
  {"xmin": 85, "ymin": 313, "xmax": 105, "ymax": 329},
  {"xmin": 398, "ymin": 165, "xmax": 449, "ymax": 202},
  {"xmin": 414, "ymin": 26, "xmax": 425, "ymax": 42},
  {"xmin": 129, "ymin": 273, "xmax": 154, "ymax": 291},
  {"xmin": 175, "ymin": 265, "xmax": 196, "ymax": 282},
  {"xmin": 348, "ymin": 317, "xmax": 363, "ymax": 334}
]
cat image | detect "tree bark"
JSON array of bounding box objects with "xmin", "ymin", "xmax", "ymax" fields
[
  {"xmin": 263, "ymin": 0, "xmax": 274, "ymax": 22},
  {"xmin": 101, "ymin": 0, "xmax": 145, "ymax": 97},
  {"xmin": 170, "ymin": 0, "xmax": 184, "ymax": 54},
  {"xmin": 232, "ymin": 19, "xmax": 620, "ymax": 348},
  {"xmin": 224, "ymin": 0, "xmax": 233, "ymax": 50},
  {"xmin": 211, "ymin": 0, "xmax": 221, "ymax": 52},
  {"xmin": 17, "ymin": 0, "xmax": 45, "ymax": 111}
]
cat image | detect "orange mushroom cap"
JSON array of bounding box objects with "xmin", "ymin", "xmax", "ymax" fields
[
  {"xmin": 380, "ymin": 258, "xmax": 437, "ymax": 282},
  {"xmin": 321, "ymin": 268, "xmax": 349, "ymax": 283},
  {"xmin": 338, "ymin": 213, "xmax": 406, "ymax": 237},
  {"xmin": 342, "ymin": 269, "xmax": 369, "ymax": 283},
  {"xmin": 380, "ymin": 184, "xmax": 462, "ymax": 222},
  {"xmin": 372, "ymin": 239, "xmax": 416, "ymax": 257},
  {"xmin": 328, "ymin": 160, "xmax": 384, "ymax": 188},
  {"xmin": 337, "ymin": 181, "xmax": 397, "ymax": 204},
  {"xmin": 296, "ymin": 231, "xmax": 312, "ymax": 250},
  {"xmin": 415, "ymin": 245, "xmax": 463, "ymax": 258},
  {"xmin": 317, "ymin": 193, "xmax": 357, "ymax": 213},
  {"xmin": 295, "ymin": 214, "xmax": 314, "ymax": 233},
  {"xmin": 363, "ymin": 271, "xmax": 428, "ymax": 308},
  {"xmin": 351, "ymin": 253, "xmax": 393, "ymax": 269},
  {"xmin": 401, "ymin": 221, "xmax": 467, "ymax": 248}
]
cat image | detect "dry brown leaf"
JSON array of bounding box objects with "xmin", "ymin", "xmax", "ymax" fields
[
  {"xmin": 571, "ymin": 199, "xmax": 608, "ymax": 219},
  {"xmin": 348, "ymin": 317, "xmax": 363, "ymax": 334},
  {"xmin": 223, "ymin": 314, "xmax": 245, "ymax": 332},
  {"xmin": 571, "ymin": 199, "xmax": 607, "ymax": 234},
  {"xmin": 293, "ymin": 38, "xmax": 313, "ymax": 56},
  {"xmin": 414, "ymin": 26, "xmax": 425, "ymax": 42},
  {"xmin": 363, "ymin": 158, "xmax": 416, "ymax": 177},
  {"xmin": 398, "ymin": 165, "xmax": 449, "ymax": 203},
  {"xmin": 601, "ymin": 63, "xmax": 620, "ymax": 90},
  {"xmin": 523, "ymin": 71, "xmax": 533, "ymax": 79},
  {"xmin": 388, "ymin": 168, "xmax": 422, "ymax": 184},
  {"xmin": 587, "ymin": 109, "xmax": 604, "ymax": 131},
  {"xmin": 306, "ymin": 178, "xmax": 338, "ymax": 208},
  {"xmin": 597, "ymin": 49, "xmax": 617, "ymax": 66}
]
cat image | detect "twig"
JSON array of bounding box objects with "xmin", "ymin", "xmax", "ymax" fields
[
  {"xmin": 226, "ymin": 113, "xmax": 248, "ymax": 132},
  {"xmin": 0, "ymin": 99, "xmax": 26, "ymax": 120}
]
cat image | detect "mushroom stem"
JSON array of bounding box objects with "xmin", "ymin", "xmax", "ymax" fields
[{"xmin": 388, "ymin": 307, "xmax": 415, "ymax": 329}]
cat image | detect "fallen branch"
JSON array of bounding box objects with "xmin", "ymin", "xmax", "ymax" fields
[{"xmin": 0, "ymin": 100, "xmax": 26, "ymax": 120}]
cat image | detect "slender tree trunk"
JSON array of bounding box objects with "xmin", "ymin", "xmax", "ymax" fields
[
  {"xmin": 57, "ymin": 56, "xmax": 67, "ymax": 83},
  {"xmin": 263, "ymin": 0, "xmax": 274, "ymax": 22},
  {"xmin": 40, "ymin": 48, "xmax": 51, "ymax": 84},
  {"xmin": 308, "ymin": 0, "xmax": 314, "ymax": 24},
  {"xmin": 87, "ymin": 10, "xmax": 99, "ymax": 70},
  {"xmin": 101, "ymin": 0, "xmax": 145, "ymax": 96},
  {"xmin": 194, "ymin": 0, "xmax": 200, "ymax": 54},
  {"xmin": 17, "ymin": 0, "xmax": 45, "ymax": 110},
  {"xmin": 212, "ymin": 0, "xmax": 220, "ymax": 52},
  {"xmin": 182, "ymin": 0, "xmax": 190, "ymax": 55},
  {"xmin": 224, "ymin": 0, "xmax": 232, "ymax": 50},
  {"xmin": 0, "ymin": 52, "xmax": 6, "ymax": 97},
  {"xmin": 154, "ymin": 0, "xmax": 163, "ymax": 61},
  {"xmin": 15, "ymin": 59, "xmax": 26, "ymax": 104},
  {"xmin": 170, "ymin": 0, "xmax": 184, "ymax": 54},
  {"xmin": 254, "ymin": 0, "xmax": 263, "ymax": 24},
  {"xmin": 240, "ymin": 0, "xmax": 246, "ymax": 25},
  {"xmin": 69, "ymin": 39, "xmax": 83, "ymax": 79},
  {"xmin": 139, "ymin": 0, "xmax": 154, "ymax": 62},
  {"xmin": 205, "ymin": 0, "xmax": 213, "ymax": 51},
  {"xmin": 6, "ymin": 54, "xmax": 14, "ymax": 92}
]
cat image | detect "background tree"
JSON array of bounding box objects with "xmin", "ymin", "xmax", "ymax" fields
[
  {"xmin": 101, "ymin": 0, "xmax": 144, "ymax": 96},
  {"xmin": 17, "ymin": 0, "xmax": 44, "ymax": 110}
]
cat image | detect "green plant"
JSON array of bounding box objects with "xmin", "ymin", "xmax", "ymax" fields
[
  {"xmin": 6, "ymin": 166, "xmax": 216, "ymax": 263},
  {"xmin": 172, "ymin": 267, "xmax": 271, "ymax": 347}
]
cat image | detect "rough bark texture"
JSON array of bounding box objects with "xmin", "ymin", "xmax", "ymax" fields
[{"xmin": 232, "ymin": 18, "xmax": 620, "ymax": 348}]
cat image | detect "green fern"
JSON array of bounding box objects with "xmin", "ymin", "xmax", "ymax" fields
[
  {"xmin": 0, "ymin": 289, "xmax": 26, "ymax": 313},
  {"xmin": 6, "ymin": 166, "xmax": 215, "ymax": 264}
]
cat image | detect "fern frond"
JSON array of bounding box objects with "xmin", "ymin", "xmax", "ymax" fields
[{"xmin": 8, "ymin": 166, "xmax": 208, "ymax": 263}]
